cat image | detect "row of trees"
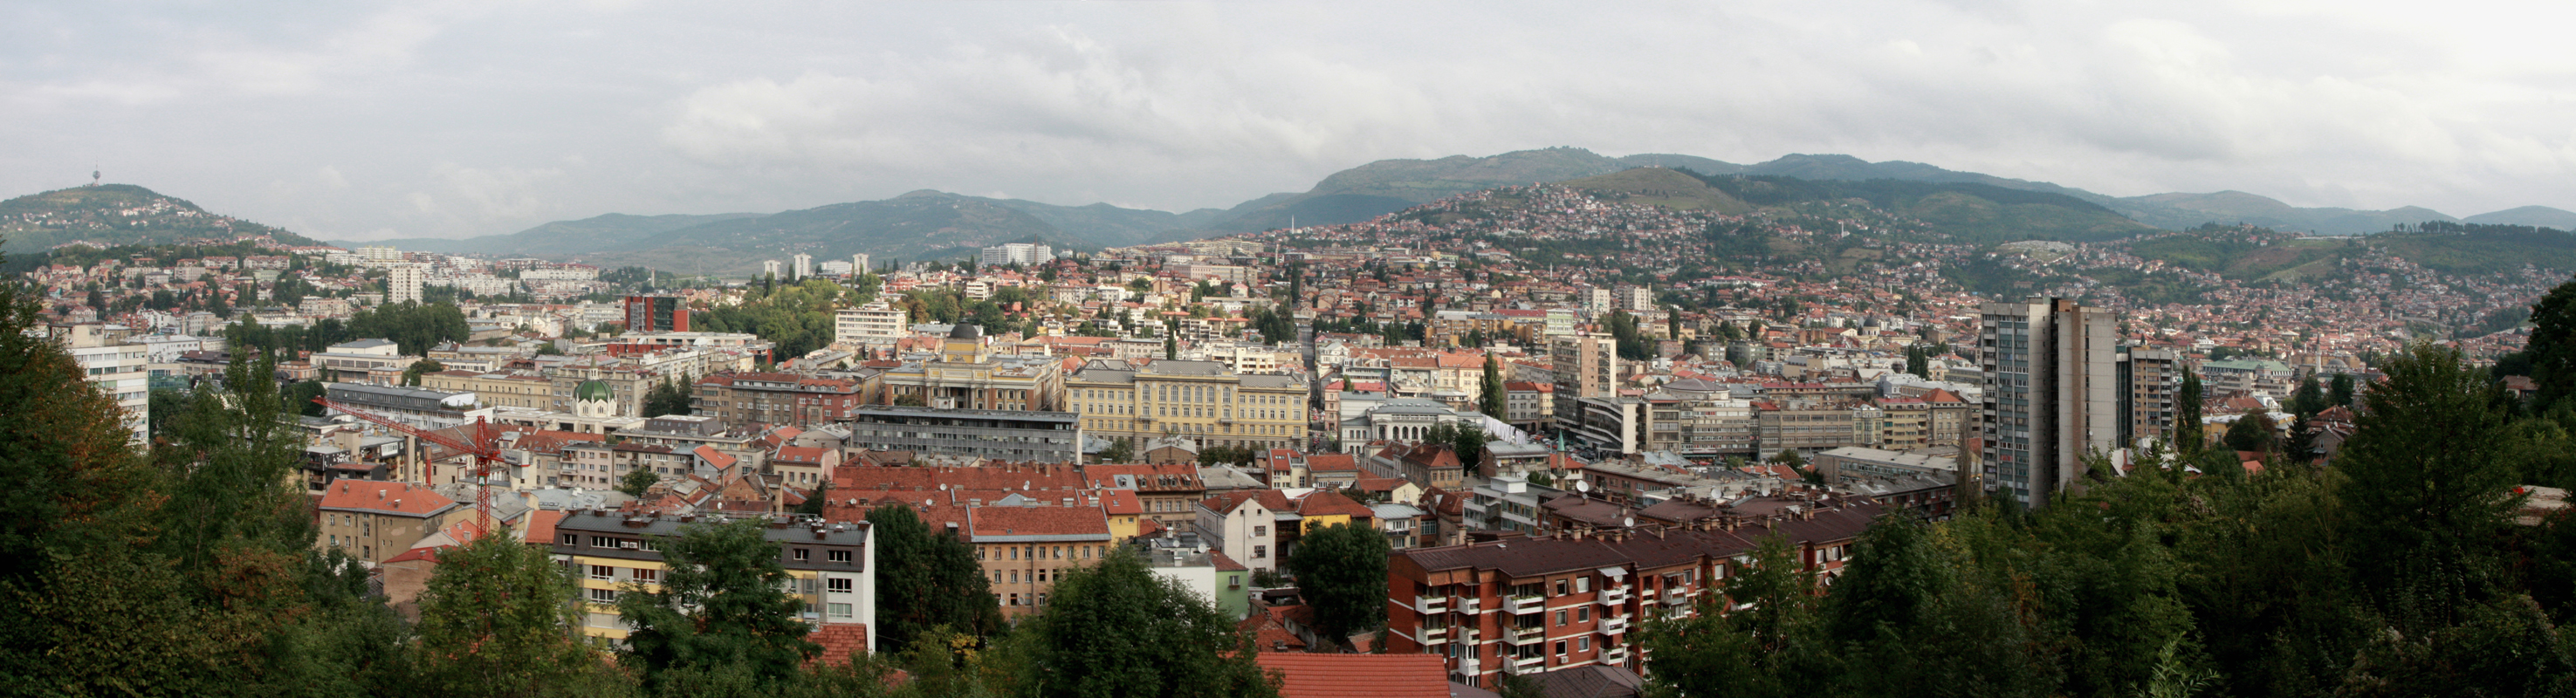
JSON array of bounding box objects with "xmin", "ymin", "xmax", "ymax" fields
[
  {"xmin": 1636, "ymin": 342, "xmax": 2576, "ymax": 698},
  {"xmin": 225, "ymin": 300, "xmax": 473, "ymax": 359}
]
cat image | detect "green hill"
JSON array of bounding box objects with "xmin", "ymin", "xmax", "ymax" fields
[
  {"xmin": 2124, "ymin": 222, "xmax": 2576, "ymax": 283},
  {"xmin": 1682, "ymin": 172, "xmax": 2154, "ymax": 244},
  {"xmin": 1198, "ymin": 147, "xmax": 1635, "ymax": 232},
  {"xmin": 1558, "ymin": 168, "xmax": 1754, "ymax": 213},
  {"xmin": 0, "ymin": 184, "xmax": 318, "ymax": 255},
  {"xmin": 352, "ymin": 212, "xmax": 763, "ymax": 256}
]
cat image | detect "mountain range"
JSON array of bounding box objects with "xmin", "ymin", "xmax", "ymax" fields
[{"xmin": 9, "ymin": 149, "xmax": 2572, "ymax": 275}]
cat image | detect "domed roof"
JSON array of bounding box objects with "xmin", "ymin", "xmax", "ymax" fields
[
  {"xmin": 950, "ymin": 323, "xmax": 984, "ymax": 339},
  {"xmin": 574, "ymin": 379, "xmax": 615, "ymax": 402}
]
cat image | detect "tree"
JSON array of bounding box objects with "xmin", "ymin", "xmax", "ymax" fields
[
  {"xmin": 2330, "ymin": 372, "xmax": 2356, "ymax": 408},
  {"xmin": 794, "ymin": 481, "xmax": 830, "ymax": 517},
  {"xmin": 863, "ymin": 505, "xmax": 1000, "ymax": 652},
  {"xmin": 2290, "ymin": 375, "xmax": 2326, "ymax": 417},
  {"xmin": 644, "ymin": 377, "xmax": 693, "ymax": 418},
  {"xmin": 402, "ymin": 359, "xmax": 446, "ymax": 387},
  {"xmin": 1479, "ymin": 352, "xmax": 1508, "ymax": 417},
  {"xmin": 2222, "ymin": 413, "xmax": 2275, "ymax": 454},
  {"xmin": 1287, "ymin": 522, "xmax": 1392, "ymax": 643},
  {"xmin": 1637, "ymin": 535, "xmax": 1828, "ymax": 698},
  {"xmin": 2176, "ymin": 371, "xmax": 2205, "ymax": 451},
  {"xmin": 618, "ymin": 468, "xmax": 662, "ymax": 498},
  {"xmin": 617, "ymin": 519, "xmax": 819, "ymax": 690},
  {"xmin": 2336, "ymin": 343, "xmax": 2521, "ymax": 634},
  {"xmin": 1021, "ymin": 549, "xmax": 1279, "ymax": 698},
  {"xmin": 1164, "ymin": 333, "xmax": 1178, "ymax": 359},
  {"xmin": 2525, "ymin": 278, "xmax": 2576, "ymax": 411},
  {"xmin": 412, "ymin": 535, "xmax": 622, "ymax": 696},
  {"xmin": 1099, "ymin": 436, "xmax": 1137, "ymax": 463}
]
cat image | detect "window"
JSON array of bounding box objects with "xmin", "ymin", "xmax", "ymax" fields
[
  {"xmin": 1254, "ymin": 545, "xmax": 1267, "ymax": 558},
  {"xmin": 590, "ymin": 565, "xmax": 613, "ymax": 580},
  {"xmin": 634, "ymin": 568, "xmax": 657, "ymax": 583},
  {"xmin": 1555, "ymin": 579, "xmax": 1568, "ymax": 596},
  {"xmin": 1010, "ymin": 571, "xmax": 1020, "ymax": 584},
  {"xmin": 591, "ymin": 536, "xmax": 615, "ymax": 548},
  {"xmin": 1556, "ymin": 610, "xmax": 1568, "ymax": 626},
  {"xmin": 1230, "ymin": 574, "xmax": 1243, "ymax": 589},
  {"xmin": 1577, "ymin": 607, "xmax": 1590, "ymax": 622},
  {"xmin": 1254, "ymin": 525, "xmax": 1267, "ymax": 537},
  {"xmin": 828, "ymin": 549, "xmax": 852, "ymax": 563},
  {"xmin": 1008, "ymin": 593, "xmax": 1020, "ymax": 606},
  {"xmin": 1578, "ymin": 637, "xmax": 1591, "ymax": 652},
  {"xmin": 793, "ymin": 548, "xmax": 811, "ymax": 562},
  {"xmin": 1554, "ymin": 640, "xmax": 1567, "ymax": 658},
  {"xmin": 559, "ymin": 533, "xmax": 578, "ymax": 546},
  {"xmin": 588, "ymin": 588, "xmax": 616, "ymax": 603},
  {"xmin": 979, "ymin": 546, "xmax": 987, "ymax": 560},
  {"xmin": 1577, "ymin": 577, "xmax": 1590, "ymax": 593},
  {"xmin": 827, "ymin": 578, "xmax": 853, "ymax": 592},
  {"xmin": 828, "ymin": 602, "xmax": 853, "ymax": 619}
]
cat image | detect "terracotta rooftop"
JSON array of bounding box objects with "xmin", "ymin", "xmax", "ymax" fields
[
  {"xmin": 318, "ymin": 481, "xmax": 458, "ymax": 517},
  {"xmin": 1254, "ymin": 654, "xmax": 1448, "ymax": 698}
]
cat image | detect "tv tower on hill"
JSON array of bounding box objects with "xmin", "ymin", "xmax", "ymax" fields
[{"xmin": 91, "ymin": 166, "xmax": 100, "ymax": 187}]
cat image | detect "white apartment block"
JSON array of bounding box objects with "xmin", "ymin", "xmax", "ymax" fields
[
  {"xmin": 979, "ymin": 243, "xmax": 1053, "ymax": 268},
  {"xmin": 834, "ymin": 301, "xmax": 909, "ymax": 346},
  {"xmin": 388, "ymin": 264, "xmax": 426, "ymax": 305}
]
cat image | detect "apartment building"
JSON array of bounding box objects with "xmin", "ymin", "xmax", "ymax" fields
[
  {"xmin": 1068, "ymin": 359, "xmax": 1309, "ymax": 452},
  {"xmin": 965, "ymin": 505, "xmax": 1112, "ymax": 619},
  {"xmin": 846, "ymin": 406, "xmax": 1082, "ymax": 463},
  {"xmin": 2118, "ymin": 349, "xmax": 2182, "ymax": 446},
  {"xmin": 550, "ymin": 511, "xmax": 874, "ymax": 644},
  {"xmin": 47, "ymin": 322, "xmax": 148, "ymax": 442},
  {"xmin": 1198, "ymin": 489, "xmax": 1289, "ymax": 573},
  {"xmin": 692, "ymin": 372, "xmax": 864, "ymax": 429},
  {"xmin": 1754, "ymin": 402, "xmax": 1882, "ymax": 461},
  {"xmin": 317, "ymin": 481, "xmax": 462, "ymax": 565},
  {"xmin": 1384, "ymin": 498, "xmax": 1879, "ymax": 688},
  {"xmin": 1978, "ymin": 298, "xmax": 2117, "ymax": 509},
  {"xmin": 1550, "ymin": 333, "xmax": 1618, "ymax": 436},
  {"xmin": 833, "ymin": 301, "xmax": 909, "ymax": 346}
]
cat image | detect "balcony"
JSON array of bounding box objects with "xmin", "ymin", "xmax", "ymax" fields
[
  {"xmin": 1504, "ymin": 594, "xmax": 1545, "ymax": 615},
  {"xmin": 1662, "ymin": 590, "xmax": 1693, "ymax": 606},
  {"xmin": 1418, "ymin": 626, "xmax": 1448, "ymax": 644},
  {"xmin": 1416, "ymin": 595, "xmax": 1450, "ymax": 614},
  {"xmin": 1599, "ymin": 616, "xmax": 1629, "ymax": 635},
  {"xmin": 1507, "ymin": 654, "xmax": 1547, "ymax": 674},
  {"xmin": 1456, "ymin": 658, "xmax": 1479, "ymax": 675},
  {"xmin": 1597, "ymin": 587, "xmax": 1630, "ymax": 606},
  {"xmin": 1502, "ymin": 625, "xmax": 1547, "ymax": 645},
  {"xmin": 1602, "ymin": 646, "xmax": 1630, "ymax": 665},
  {"xmin": 1457, "ymin": 597, "xmax": 1482, "ymax": 614}
]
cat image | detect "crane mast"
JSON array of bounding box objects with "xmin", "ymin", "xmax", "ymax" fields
[{"xmin": 313, "ymin": 397, "xmax": 507, "ymax": 532}]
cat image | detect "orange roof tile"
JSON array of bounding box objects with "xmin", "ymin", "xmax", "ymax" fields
[
  {"xmin": 318, "ymin": 481, "xmax": 458, "ymax": 517},
  {"xmin": 1254, "ymin": 654, "xmax": 1447, "ymax": 698}
]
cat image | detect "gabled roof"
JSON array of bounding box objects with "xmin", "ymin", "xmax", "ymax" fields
[
  {"xmin": 318, "ymin": 481, "xmax": 457, "ymax": 517},
  {"xmin": 1295, "ymin": 490, "xmax": 1376, "ymax": 519},
  {"xmin": 1254, "ymin": 654, "xmax": 1448, "ymax": 698}
]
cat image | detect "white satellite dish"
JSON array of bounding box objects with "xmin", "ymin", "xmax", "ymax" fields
[{"xmin": 1574, "ymin": 480, "xmax": 1590, "ymax": 493}]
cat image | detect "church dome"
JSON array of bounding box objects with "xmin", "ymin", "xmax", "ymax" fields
[
  {"xmin": 575, "ymin": 379, "xmax": 615, "ymax": 402},
  {"xmin": 950, "ymin": 323, "xmax": 984, "ymax": 339}
]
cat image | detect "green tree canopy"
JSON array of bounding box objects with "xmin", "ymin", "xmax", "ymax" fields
[
  {"xmin": 1021, "ymin": 549, "xmax": 1279, "ymax": 698},
  {"xmin": 863, "ymin": 504, "xmax": 1000, "ymax": 651},
  {"xmin": 1285, "ymin": 522, "xmax": 1391, "ymax": 643},
  {"xmin": 618, "ymin": 519, "xmax": 820, "ymax": 691}
]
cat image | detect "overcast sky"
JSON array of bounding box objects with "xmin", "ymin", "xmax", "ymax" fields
[{"xmin": 6, "ymin": 1, "xmax": 2572, "ymax": 241}]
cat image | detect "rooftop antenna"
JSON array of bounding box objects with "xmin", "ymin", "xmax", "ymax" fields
[{"xmin": 91, "ymin": 166, "xmax": 100, "ymax": 187}]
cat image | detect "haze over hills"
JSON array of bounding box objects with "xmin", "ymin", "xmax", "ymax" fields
[{"xmin": 15, "ymin": 148, "xmax": 2573, "ymax": 277}]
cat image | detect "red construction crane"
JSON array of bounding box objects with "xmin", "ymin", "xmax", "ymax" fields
[{"xmin": 315, "ymin": 397, "xmax": 508, "ymax": 531}]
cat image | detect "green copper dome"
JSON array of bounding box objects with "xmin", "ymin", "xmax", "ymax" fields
[{"xmin": 574, "ymin": 379, "xmax": 615, "ymax": 402}]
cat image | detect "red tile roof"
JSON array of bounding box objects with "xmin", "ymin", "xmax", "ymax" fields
[
  {"xmin": 969, "ymin": 506, "xmax": 1110, "ymax": 539},
  {"xmin": 521, "ymin": 510, "xmax": 567, "ymax": 545},
  {"xmin": 807, "ymin": 623, "xmax": 869, "ymax": 666},
  {"xmin": 1295, "ymin": 490, "xmax": 1376, "ymax": 519},
  {"xmin": 1254, "ymin": 654, "xmax": 1448, "ymax": 698},
  {"xmin": 318, "ymin": 481, "xmax": 457, "ymax": 517}
]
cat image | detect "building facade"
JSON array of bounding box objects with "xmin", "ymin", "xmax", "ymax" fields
[
  {"xmin": 1977, "ymin": 298, "xmax": 2117, "ymax": 509},
  {"xmin": 1068, "ymin": 359, "xmax": 1309, "ymax": 452},
  {"xmin": 550, "ymin": 511, "xmax": 875, "ymax": 644}
]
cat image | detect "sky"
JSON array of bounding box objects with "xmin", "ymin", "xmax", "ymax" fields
[{"xmin": 5, "ymin": 0, "xmax": 2573, "ymax": 242}]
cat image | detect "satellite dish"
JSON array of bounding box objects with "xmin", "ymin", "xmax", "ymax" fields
[
  {"xmin": 1623, "ymin": 517, "xmax": 1634, "ymax": 527},
  {"xmin": 1574, "ymin": 480, "xmax": 1590, "ymax": 493}
]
